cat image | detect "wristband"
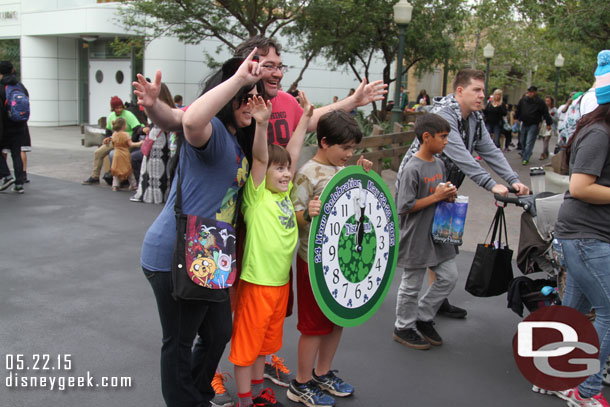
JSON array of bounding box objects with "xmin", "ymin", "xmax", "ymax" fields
[{"xmin": 303, "ymin": 208, "xmax": 312, "ymax": 222}]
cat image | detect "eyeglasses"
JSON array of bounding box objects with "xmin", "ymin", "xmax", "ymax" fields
[{"xmin": 261, "ymin": 64, "xmax": 288, "ymax": 73}]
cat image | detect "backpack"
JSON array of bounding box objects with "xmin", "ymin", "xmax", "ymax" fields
[
  {"xmin": 4, "ymin": 83, "xmax": 30, "ymax": 122},
  {"xmin": 557, "ymin": 94, "xmax": 584, "ymax": 144}
]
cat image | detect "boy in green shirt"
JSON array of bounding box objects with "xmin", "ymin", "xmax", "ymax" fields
[{"xmin": 229, "ymin": 92, "xmax": 313, "ymax": 407}]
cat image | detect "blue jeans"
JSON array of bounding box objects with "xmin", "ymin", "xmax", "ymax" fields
[
  {"xmin": 519, "ymin": 124, "xmax": 539, "ymax": 162},
  {"xmin": 143, "ymin": 268, "xmax": 232, "ymax": 407},
  {"xmin": 554, "ymin": 239, "xmax": 610, "ymax": 398}
]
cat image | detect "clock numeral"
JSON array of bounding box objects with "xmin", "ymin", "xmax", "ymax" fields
[
  {"xmin": 379, "ymin": 235, "xmax": 385, "ymax": 250},
  {"xmin": 342, "ymin": 283, "xmax": 348, "ymax": 298},
  {"xmin": 368, "ymin": 202, "xmax": 372, "ymax": 215},
  {"xmin": 332, "ymin": 269, "xmax": 340, "ymax": 284},
  {"xmin": 355, "ymin": 284, "xmax": 362, "ymax": 299},
  {"xmin": 375, "ymin": 258, "xmax": 381, "ymax": 272},
  {"xmin": 330, "ymin": 222, "xmax": 341, "ymax": 236},
  {"xmin": 377, "ymin": 216, "xmax": 382, "ymax": 228},
  {"xmin": 367, "ymin": 275, "xmax": 373, "ymax": 290},
  {"xmin": 341, "ymin": 204, "xmax": 348, "ymax": 217},
  {"xmin": 329, "ymin": 246, "xmax": 336, "ymax": 261}
]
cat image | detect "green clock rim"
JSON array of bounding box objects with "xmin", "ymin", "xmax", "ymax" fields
[{"xmin": 308, "ymin": 166, "xmax": 399, "ymax": 327}]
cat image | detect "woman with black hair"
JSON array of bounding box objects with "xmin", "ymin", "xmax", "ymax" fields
[{"xmin": 136, "ymin": 50, "xmax": 262, "ymax": 407}]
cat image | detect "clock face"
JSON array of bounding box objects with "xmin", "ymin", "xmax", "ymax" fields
[{"xmin": 308, "ymin": 166, "xmax": 399, "ymax": 327}]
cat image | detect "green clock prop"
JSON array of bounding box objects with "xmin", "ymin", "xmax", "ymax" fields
[{"xmin": 308, "ymin": 166, "xmax": 399, "ymax": 327}]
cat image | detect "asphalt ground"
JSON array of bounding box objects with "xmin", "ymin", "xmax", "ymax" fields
[{"xmin": 0, "ymin": 126, "xmax": 605, "ymax": 406}]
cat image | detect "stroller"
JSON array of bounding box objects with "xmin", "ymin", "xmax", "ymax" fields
[
  {"xmin": 493, "ymin": 190, "xmax": 566, "ymax": 316},
  {"xmin": 497, "ymin": 187, "xmax": 610, "ymax": 387}
]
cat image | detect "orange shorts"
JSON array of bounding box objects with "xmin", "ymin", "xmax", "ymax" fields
[{"xmin": 229, "ymin": 280, "xmax": 289, "ymax": 366}]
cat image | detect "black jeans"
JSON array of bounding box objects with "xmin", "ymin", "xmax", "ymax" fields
[
  {"xmin": 143, "ymin": 268, "xmax": 232, "ymax": 407},
  {"xmin": 0, "ymin": 133, "xmax": 24, "ymax": 185}
]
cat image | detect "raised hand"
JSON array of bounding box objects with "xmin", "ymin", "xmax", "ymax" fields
[
  {"xmin": 133, "ymin": 70, "xmax": 161, "ymax": 108},
  {"xmin": 248, "ymin": 95, "xmax": 272, "ymax": 125},
  {"xmin": 298, "ymin": 90, "xmax": 314, "ymax": 117},
  {"xmin": 234, "ymin": 48, "xmax": 263, "ymax": 86},
  {"xmin": 308, "ymin": 196, "xmax": 321, "ymax": 218},
  {"xmin": 352, "ymin": 78, "xmax": 388, "ymax": 107}
]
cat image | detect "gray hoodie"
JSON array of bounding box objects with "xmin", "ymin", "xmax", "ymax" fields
[{"xmin": 396, "ymin": 94, "xmax": 520, "ymax": 192}]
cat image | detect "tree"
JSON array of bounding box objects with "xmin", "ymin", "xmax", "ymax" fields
[
  {"xmin": 119, "ymin": 0, "xmax": 310, "ymax": 60},
  {"xmin": 287, "ymin": 0, "xmax": 467, "ymax": 117}
]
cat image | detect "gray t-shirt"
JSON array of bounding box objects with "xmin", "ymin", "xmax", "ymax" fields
[
  {"xmin": 555, "ymin": 123, "xmax": 610, "ymax": 243},
  {"xmin": 396, "ymin": 156, "xmax": 456, "ymax": 269}
]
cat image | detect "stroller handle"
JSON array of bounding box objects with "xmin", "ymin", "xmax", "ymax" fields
[{"xmin": 494, "ymin": 186, "xmax": 534, "ymax": 213}]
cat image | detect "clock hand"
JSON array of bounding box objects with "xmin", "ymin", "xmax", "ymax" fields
[{"xmin": 356, "ymin": 204, "xmax": 365, "ymax": 252}]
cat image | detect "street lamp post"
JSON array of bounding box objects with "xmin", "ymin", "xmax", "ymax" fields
[
  {"xmin": 554, "ymin": 53, "xmax": 565, "ymax": 104},
  {"xmin": 483, "ymin": 43, "xmax": 494, "ymax": 99},
  {"xmin": 391, "ymin": 0, "xmax": 413, "ymax": 129}
]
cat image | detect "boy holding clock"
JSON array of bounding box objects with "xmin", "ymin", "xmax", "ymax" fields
[
  {"xmin": 393, "ymin": 113, "xmax": 459, "ymax": 350},
  {"xmin": 289, "ymin": 110, "xmax": 372, "ymax": 407}
]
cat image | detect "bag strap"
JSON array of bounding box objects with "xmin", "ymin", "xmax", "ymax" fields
[{"xmin": 484, "ymin": 206, "xmax": 503, "ymax": 245}]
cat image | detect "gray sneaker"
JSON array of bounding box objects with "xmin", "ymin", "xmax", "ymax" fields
[
  {"xmin": 264, "ymin": 355, "xmax": 294, "ymax": 387},
  {"xmin": 0, "ymin": 175, "xmax": 15, "ymax": 191},
  {"xmin": 12, "ymin": 184, "xmax": 24, "ymax": 194},
  {"xmin": 210, "ymin": 372, "xmax": 234, "ymax": 407}
]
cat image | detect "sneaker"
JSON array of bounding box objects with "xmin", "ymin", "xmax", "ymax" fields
[
  {"xmin": 81, "ymin": 176, "xmax": 99, "ymax": 185},
  {"xmin": 12, "ymin": 184, "xmax": 24, "ymax": 194},
  {"xmin": 211, "ymin": 372, "xmax": 234, "ymax": 407},
  {"xmin": 522, "ymin": 160, "xmax": 529, "ymax": 165},
  {"xmin": 437, "ymin": 298, "xmax": 467, "ymax": 319},
  {"xmin": 264, "ymin": 355, "xmax": 294, "ymax": 387},
  {"xmin": 557, "ymin": 387, "xmax": 609, "ymax": 407},
  {"xmin": 287, "ymin": 380, "xmax": 335, "ymax": 407},
  {"xmin": 532, "ymin": 384, "xmax": 553, "ymax": 395},
  {"xmin": 311, "ymin": 370, "xmax": 354, "ymax": 397},
  {"xmin": 252, "ymin": 387, "xmax": 283, "ymax": 407},
  {"xmin": 416, "ymin": 320, "xmax": 442, "ymax": 346},
  {"xmin": 129, "ymin": 195, "xmax": 142, "ymax": 202},
  {"xmin": 0, "ymin": 175, "xmax": 15, "ymax": 191},
  {"xmin": 393, "ymin": 327, "xmax": 430, "ymax": 350}
]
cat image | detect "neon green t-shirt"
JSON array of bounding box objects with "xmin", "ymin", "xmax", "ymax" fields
[
  {"xmin": 241, "ymin": 175, "xmax": 297, "ymax": 286},
  {"xmin": 106, "ymin": 110, "xmax": 142, "ymax": 138}
]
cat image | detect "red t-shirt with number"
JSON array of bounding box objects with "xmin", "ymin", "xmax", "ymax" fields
[{"xmin": 267, "ymin": 91, "xmax": 304, "ymax": 146}]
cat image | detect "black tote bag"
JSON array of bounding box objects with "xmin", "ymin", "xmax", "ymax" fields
[{"xmin": 465, "ymin": 205, "xmax": 514, "ymax": 297}]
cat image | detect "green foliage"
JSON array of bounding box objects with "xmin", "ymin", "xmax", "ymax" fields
[
  {"xmin": 119, "ymin": 0, "xmax": 310, "ymax": 55},
  {"xmin": 0, "ymin": 39, "xmax": 20, "ymax": 77}
]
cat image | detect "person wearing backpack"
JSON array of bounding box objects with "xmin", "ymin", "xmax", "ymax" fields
[{"xmin": 0, "ymin": 60, "xmax": 28, "ymax": 194}]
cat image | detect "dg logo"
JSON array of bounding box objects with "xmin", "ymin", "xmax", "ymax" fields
[{"xmin": 513, "ymin": 305, "xmax": 600, "ymax": 391}]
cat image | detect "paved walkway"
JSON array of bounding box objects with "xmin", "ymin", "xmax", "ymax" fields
[{"xmin": 0, "ymin": 126, "xmax": 600, "ymax": 407}]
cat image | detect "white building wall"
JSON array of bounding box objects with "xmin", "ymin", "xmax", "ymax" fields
[{"xmin": 20, "ymin": 36, "xmax": 78, "ymax": 126}]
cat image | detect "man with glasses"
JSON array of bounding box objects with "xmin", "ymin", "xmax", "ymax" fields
[{"xmin": 234, "ymin": 35, "xmax": 386, "ymax": 146}]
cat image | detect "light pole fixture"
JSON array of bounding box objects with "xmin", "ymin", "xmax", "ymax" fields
[
  {"xmin": 391, "ymin": 0, "xmax": 413, "ymax": 129},
  {"xmin": 554, "ymin": 53, "xmax": 565, "ymax": 103},
  {"xmin": 483, "ymin": 43, "xmax": 494, "ymax": 99}
]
